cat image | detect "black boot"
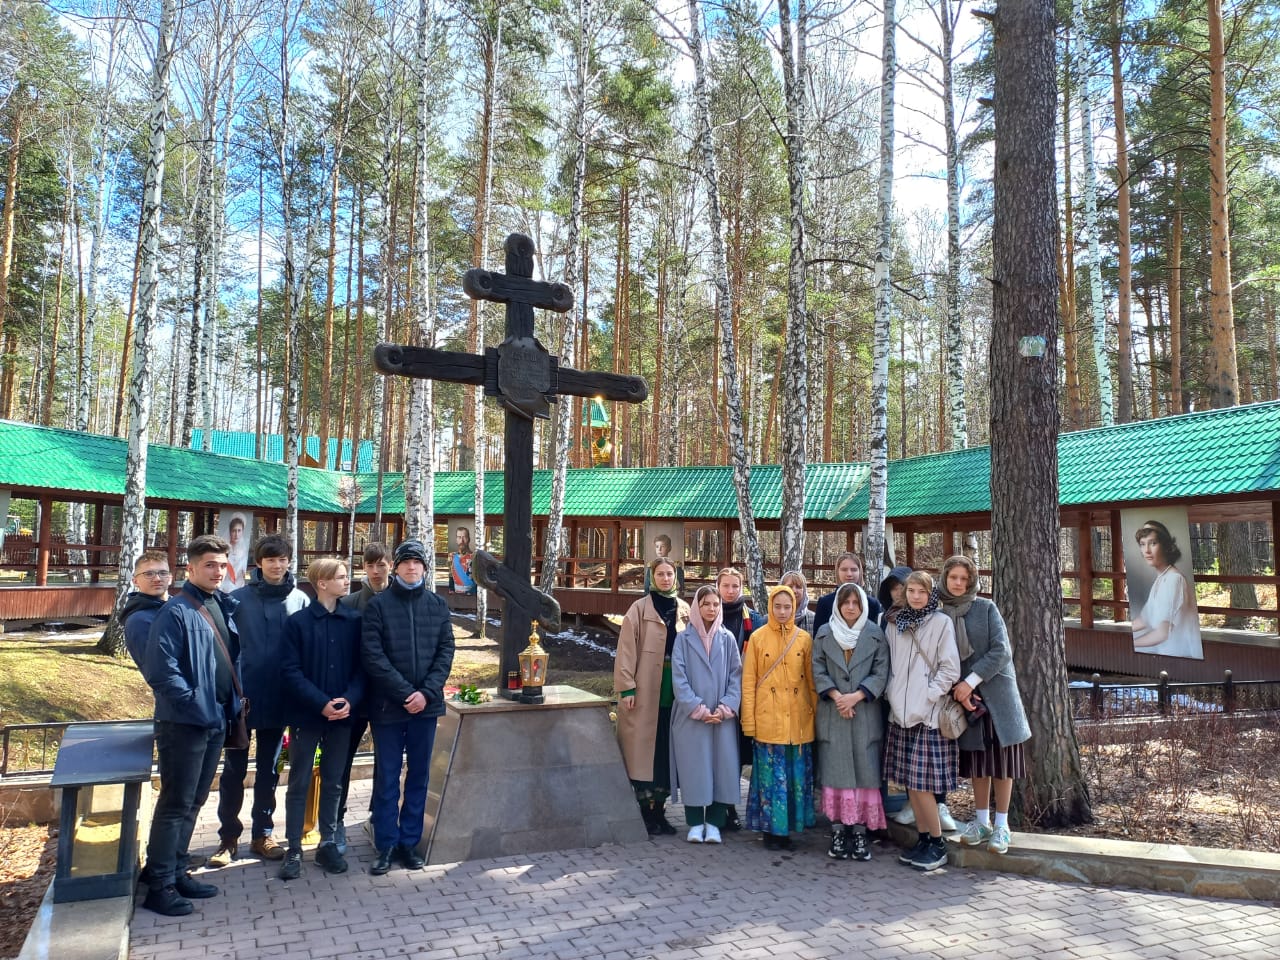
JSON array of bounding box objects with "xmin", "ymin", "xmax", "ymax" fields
[
  {"xmin": 640, "ymin": 804, "xmax": 661, "ymax": 836},
  {"xmin": 652, "ymin": 805, "xmax": 677, "ymax": 835},
  {"xmin": 723, "ymin": 806, "xmax": 742, "ymax": 832}
]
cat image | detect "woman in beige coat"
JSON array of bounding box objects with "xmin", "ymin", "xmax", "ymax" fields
[{"xmin": 615, "ymin": 557, "xmax": 690, "ymax": 835}]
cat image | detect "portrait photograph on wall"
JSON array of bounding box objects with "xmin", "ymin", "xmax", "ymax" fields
[
  {"xmin": 216, "ymin": 510, "xmax": 254, "ymax": 594},
  {"xmin": 1120, "ymin": 507, "xmax": 1204, "ymax": 660},
  {"xmin": 443, "ymin": 518, "xmax": 477, "ymax": 594},
  {"xmin": 643, "ymin": 521, "xmax": 686, "ymax": 595}
]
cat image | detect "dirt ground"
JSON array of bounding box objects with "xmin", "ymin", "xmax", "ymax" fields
[{"xmin": 2, "ymin": 618, "xmax": 1277, "ymax": 957}]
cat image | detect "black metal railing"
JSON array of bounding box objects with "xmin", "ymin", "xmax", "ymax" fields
[{"xmin": 1070, "ymin": 671, "xmax": 1280, "ymax": 721}]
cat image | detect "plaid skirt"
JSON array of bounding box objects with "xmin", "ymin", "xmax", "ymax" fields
[
  {"xmin": 958, "ymin": 712, "xmax": 1027, "ymax": 780},
  {"xmin": 883, "ymin": 722, "xmax": 958, "ymax": 793}
]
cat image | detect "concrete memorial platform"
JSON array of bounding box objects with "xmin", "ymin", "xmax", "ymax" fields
[{"xmin": 421, "ymin": 684, "xmax": 647, "ymax": 864}]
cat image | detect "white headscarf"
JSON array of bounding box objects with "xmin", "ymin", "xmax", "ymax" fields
[{"xmin": 829, "ymin": 582, "xmax": 869, "ymax": 651}]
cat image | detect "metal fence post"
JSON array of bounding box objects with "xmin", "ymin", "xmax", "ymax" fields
[
  {"xmin": 1091, "ymin": 673, "xmax": 1103, "ymax": 719},
  {"xmin": 1223, "ymin": 669, "xmax": 1235, "ymax": 715},
  {"xmin": 1158, "ymin": 671, "xmax": 1170, "ymax": 716}
]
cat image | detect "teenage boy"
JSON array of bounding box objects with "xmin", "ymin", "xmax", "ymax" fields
[
  {"xmin": 361, "ymin": 539, "xmax": 455, "ymax": 874},
  {"xmin": 139, "ymin": 535, "xmax": 239, "ymax": 916},
  {"xmin": 210, "ymin": 534, "xmax": 309, "ymax": 865},
  {"xmin": 123, "ymin": 550, "xmax": 173, "ymax": 670}
]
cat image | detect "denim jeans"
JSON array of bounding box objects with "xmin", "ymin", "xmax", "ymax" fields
[
  {"xmin": 217, "ymin": 727, "xmax": 285, "ymax": 840},
  {"xmin": 337, "ymin": 716, "xmax": 371, "ymax": 821},
  {"xmin": 283, "ymin": 723, "xmax": 352, "ymax": 850},
  {"xmin": 370, "ymin": 715, "xmax": 438, "ymax": 851},
  {"xmin": 146, "ymin": 720, "xmax": 225, "ymax": 889}
]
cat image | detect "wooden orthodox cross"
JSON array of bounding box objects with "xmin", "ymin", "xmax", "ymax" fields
[{"xmin": 375, "ymin": 232, "xmax": 648, "ymax": 698}]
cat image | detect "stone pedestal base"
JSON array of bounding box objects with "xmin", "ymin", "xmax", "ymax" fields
[{"xmin": 422, "ymin": 685, "xmax": 647, "ymax": 864}]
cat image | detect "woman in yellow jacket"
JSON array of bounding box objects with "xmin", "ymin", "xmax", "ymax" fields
[{"xmin": 741, "ymin": 584, "xmax": 817, "ymax": 850}]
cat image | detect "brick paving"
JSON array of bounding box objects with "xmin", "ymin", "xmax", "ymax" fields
[{"xmin": 130, "ymin": 780, "xmax": 1280, "ymax": 960}]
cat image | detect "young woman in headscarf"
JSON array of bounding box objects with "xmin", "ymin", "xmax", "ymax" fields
[
  {"xmin": 670, "ymin": 586, "xmax": 743, "ymax": 844},
  {"xmin": 615, "ymin": 557, "xmax": 691, "ymax": 835},
  {"xmin": 812, "ymin": 582, "xmax": 889, "ymax": 861},
  {"xmin": 883, "ymin": 570, "xmax": 960, "ymax": 872},
  {"xmin": 740, "ymin": 584, "xmax": 817, "ymax": 850},
  {"xmin": 937, "ymin": 555, "xmax": 1030, "ymax": 855},
  {"xmin": 715, "ymin": 566, "xmax": 756, "ymax": 832},
  {"xmin": 780, "ymin": 570, "xmax": 814, "ymax": 635}
]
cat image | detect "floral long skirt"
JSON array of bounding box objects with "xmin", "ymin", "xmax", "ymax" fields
[{"xmin": 745, "ymin": 741, "xmax": 814, "ymax": 836}]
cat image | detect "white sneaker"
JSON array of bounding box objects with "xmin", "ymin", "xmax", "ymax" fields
[
  {"xmin": 988, "ymin": 824, "xmax": 1012, "ymax": 854},
  {"xmin": 891, "ymin": 804, "xmax": 916, "ymax": 826},
  {"xmin": 703, "ymin": 824, "xmax": 722, "ymax": 844},
  {"xmin": 686, "ymin": 825, "xmax": 705, "ymax": 843},
  {"xmin": 938, "ymin": 803, "xmax": 958, "ymax": 833},
  {"xmin": 957, "ymin": 820, "xmax": 993, "ymax": 846}
]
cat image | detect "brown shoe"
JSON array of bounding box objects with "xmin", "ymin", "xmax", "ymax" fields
[
  {"xmin": 250, "ymin": 835, "xmax": 285, "ymax": 861},
  {"xmin": 208, "ymin": 840, "xmax": 238, "ymax": 868}
]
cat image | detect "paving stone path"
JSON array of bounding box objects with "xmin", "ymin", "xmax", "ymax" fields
[{"xmin": 130, "ymin": 780, "xmax": 1280, "ymax": 960}]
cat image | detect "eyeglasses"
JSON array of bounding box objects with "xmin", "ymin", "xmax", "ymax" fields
[{"xmin": 138, "ymin": 570, "xmax": 172, "ymax": 580}]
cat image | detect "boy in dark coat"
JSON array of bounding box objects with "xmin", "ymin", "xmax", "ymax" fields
[{"xmin": 361, "ymin": 539, "xmax": 455, "ymax": 874}]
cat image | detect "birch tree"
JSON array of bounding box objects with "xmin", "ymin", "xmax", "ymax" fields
[
  {"xmin": 865, "ymin": 0, "xmax": 896, "ymax": 595},
  {"xmin": 403, "ymin": 0, "xmax": 438, "ymax": 589},
  {"xmin": 777, "ymin": 0, "xmax": 808, "ymax": 573},
  {"xmin": 1071, "ymin": 0, "xmax": 1113, "ymax": 426},
  {"xmin": 100, "ymin": 0, "xmax": 176, "ymax": 656},
  {"xmin": 540, "ymin": 0, "xmax": 585, "ymax": 595},
  {"xmin": 684, "ymin": 0, "xmax": 765, "ymax": 601}
]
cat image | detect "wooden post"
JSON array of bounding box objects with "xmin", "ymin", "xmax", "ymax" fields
[
  {"xmin": 1110, "ymin": 509, "xmax": 1125, "ymax": 621},
  {"xmin": 1078, "ymin": 514, "xmax": 1094, "ymax": 629},
  {"xmin": 36, "ymin": 496, "xmax": 52, "ymax": 586},
  {"xmin": 610, "ymin": 520, "xmax": 621, "ymax": 594},
  {"xmin": 166, "ymin": 509, "xmax": 179, "ymax": 579},
  {"xmin": 904, "ymin": 525, "xmax": 915, "ymax": 570},
  {"xmin": 90, "ymin": 502, "xmax": 105, "ymax": 583},
  {"xmin": 568, "ymin": 519, "xmax": 579, "ymax": 588}
]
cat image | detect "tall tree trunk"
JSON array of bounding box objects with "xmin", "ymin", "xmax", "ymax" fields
[
  {"xmin": 942, "ymin": 0, "xmax": 967, "ymax": 448},
  {"xmin": 685, "ymin": 0, "xmax": 765, "ymax": 601},
  {"xmin": 1109, "ymin": 0, "xmax": 1133, "ymax": 422},
  {"xmin": 0, "ymin": 99, "xmax": 23, "ymax": 411},
  {"xmin": 45, "ymin": 156, "xmax": 73, "ymax": 427},
  {"xmin": 404, "ymin": 0, "xmax": 437, "ymax": 592},
  {"xmin": 991, "ymin": 0, "xmax": 1090, "ymax": 827},
  {"xmin": 1206, "ymin": 0, "xmax": 1237, "ymax": 409},
  {"xmin": 1169, "ymin": 162, "xmax": 1184, "ymax": 411},
  {"xmin": 542, "ymin": 1, "xmax": 584, "ymax": 595},
  {"xmin": 1072, "ymin": 0, "xmax": 1113, "ymax": 426},
  {"xmin": 778, "ymin": 0, "xmax": 808, "ymax": 574},
  {"xmin": 1059, "ymin": 46, "xmax": 1083, "ymax": 430},
  {"xmin": 866, "ymin": 0, "xmax": 896, "ymax": 597},
  {"xmin": 100, "ymin": 0, "xmax": 176, "ymax": 657}
]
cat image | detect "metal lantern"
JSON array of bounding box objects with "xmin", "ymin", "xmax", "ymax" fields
[{"xmin": 518, "ymin": 620, "xmax": 549, "ymax": 705}]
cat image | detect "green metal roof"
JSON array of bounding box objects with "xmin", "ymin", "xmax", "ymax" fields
[
  {"xmin": 190, "ymin": 430, "xmax": 375, "ymax": 471},
  {"xmin": 3, "ymin": 401, "xmax": 1280, "ymax": 521}
]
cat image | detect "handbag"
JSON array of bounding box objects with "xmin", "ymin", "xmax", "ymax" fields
[
  {"xmin": 906, "ymin": 627, "xmax": 968, "ymax": 740},
  {"xmin": 178, "ymin": 593, "xmax": 251, "ymax": 748}
]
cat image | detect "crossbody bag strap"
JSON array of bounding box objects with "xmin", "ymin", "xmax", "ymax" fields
[
  {"xmin": 177, "ymin": 591, "xmax": 245, "ymax": 702},
  {"xmin": 757, "ymin": 628, "xmax": 800, "ymax": 689}
]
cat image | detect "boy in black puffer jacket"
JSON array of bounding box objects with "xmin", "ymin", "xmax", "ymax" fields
[{"xmin": 361, "ymin": 539, "xmax": 455, "ymax": 874}]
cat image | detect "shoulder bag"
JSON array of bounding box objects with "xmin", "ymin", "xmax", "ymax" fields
[
  {"xmin": 177, "ymin": 592, "xmax": 251, "ymax": 749},
  {"xmin": 906, "ymin": 626, "xmax": 968, "ymax": 740}
]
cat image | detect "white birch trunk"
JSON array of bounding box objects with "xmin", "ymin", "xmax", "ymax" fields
[
  {"xmin": 405, "ymin": 0, "xmax": 437, "ymax": 594},
  {"xmin": 866, "ymin": 0, "xmax": 897, "ymax": 596},
  {"xmin": 372, "ymin": 41, "xmax": 398, "ymax": 536},
  {"xmin": 1072, "ymin": 0, "xmax": 1113, "ymax": 426},
  {"xmin": 100, "ymin": 0, "xmax": 175, "ymax": 656},
  {"xmin": 541, "ymin": 2, "xmax": 586, "ymax": 596},
  {"xmin": 685, "ymin": 0, "xmax": 765, "ymax": 601},
  {"xmin": 942, "ymin": 1, "xmax": 967, "ymax": 449},
  {"xmin": 778, "ymin": 0, "xmax": 808, "ymax": 574},
  {"xmin": 472, "ymin": 15, "xmax": 502, "ymax": 632}
]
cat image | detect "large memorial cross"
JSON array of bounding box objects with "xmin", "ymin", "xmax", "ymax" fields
[{"xmin": 375, "ymin": 232, "xmax": 648, "ymax": 697}]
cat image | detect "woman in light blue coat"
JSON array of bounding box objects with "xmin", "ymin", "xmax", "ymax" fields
[
  {"xmin": 670, "ymin": 586, "xmax": 743, "ymax": 844},
  {"xmin": 937, "ymin": 555, "xmax": 1031, "ymax": 855}
]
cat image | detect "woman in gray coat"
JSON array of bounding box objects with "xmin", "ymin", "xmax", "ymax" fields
[
  {"xmin": 670, "ymin": 586, "xmax": 743, "ymax": 845},
  {"xmin": 937, "ymin": 555, "xmax": 1031, "ymax": 855},
  {"xmin": 812, "ymin": 583, "xmax": 890, "ymax": 861}
]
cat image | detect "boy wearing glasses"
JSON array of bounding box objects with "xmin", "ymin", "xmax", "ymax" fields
[{"xmin": 123, "ymin": 550, "xmax": 173, "ymax": 670}]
